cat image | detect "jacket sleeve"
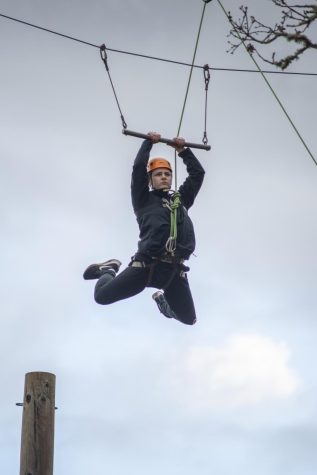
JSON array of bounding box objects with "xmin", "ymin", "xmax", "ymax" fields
[
  {"xmin": 177, "ymin": 148, "xmax": 205, "ymax": 210},
  {"xmin": 131, "ymin": 139, "xmax": 153, "ymax": 212}
]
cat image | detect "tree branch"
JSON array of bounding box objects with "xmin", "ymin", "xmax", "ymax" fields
[{"xmin": 227, "ymin": 1, "xmax": 317, "ymax": 69}]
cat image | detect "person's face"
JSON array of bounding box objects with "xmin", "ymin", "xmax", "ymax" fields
[{"xmin": 151, "ymin": 168, "xmax": 172, "ymax": 190}]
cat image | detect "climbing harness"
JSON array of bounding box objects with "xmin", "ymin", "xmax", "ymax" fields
[{"xmin": 131, "ymin": 255, "xmax": 189, "ymax": 291}]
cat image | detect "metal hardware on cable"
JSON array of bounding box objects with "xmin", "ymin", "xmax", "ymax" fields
[
  {"xmin": 100, "ymin": 44, "xmax": 109, "ymax": 71},
  {"xmin": 1, "ymin": 10, "xmax": 316, "ymax": 168},
  {"xmin": 203, "ymin": 64, "xmax": 210, "ymax": 90},
  {"xmin": 1, "ymin": 14, "xmax": 316, "ymax": 76},
  {"xmin": 203, "ymin": 64, "xmax": 210, "ymax": 145},
  {"xmin": 100, "ymin": 44, "xmax": 127, "ymax": 129}
]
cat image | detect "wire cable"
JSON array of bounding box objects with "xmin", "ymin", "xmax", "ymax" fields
[
  {"xmin": 1, "ymin": 9, "xmax": 316, "ymax": 166},
  {"xmin": 100, "ymin": 45, "xmax": 127, "ymax": 129},
  {"xmin": 203, "ymin": 65, "xmax": 211, "ymax": 145},
  {"xmin": 1, "ymin": 13, "xmax": 316, "ymax": 77},
  {"xmin": 174, "ymin": 0, "xmax": 210, "ymax": 189},
  {"xmin": 0, "ymin": 12, "xmax": 99, "ymax": 48},
  {"xmin": 176, "ymin": 1, "xmax": 209, "ymax": 137},
  {"xmin": 216, "ymin": 0, "xmax": 317, "ymax": 167}
]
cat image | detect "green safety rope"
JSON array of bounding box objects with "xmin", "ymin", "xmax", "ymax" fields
[
  {"xmin": 176, "ymin": 1, "xmax": 210, "ymax": 139},
  {"xmin": 174, "ymin": 0, "xmax": 212, "ymax": 190},
  {"xmin": 165, "ymin": 192, "xmax": 182, "ymax": 255},
  {"xmin": 166, "ymin": 0, "xmax": 211, "ymax": 255}
]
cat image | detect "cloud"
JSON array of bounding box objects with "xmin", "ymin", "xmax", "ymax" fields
[{"xmin": 170, "ymin": 334, "xmax": 301, "ymax": 410}]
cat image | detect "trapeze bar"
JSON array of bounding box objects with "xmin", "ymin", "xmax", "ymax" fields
[{"xmin": 122, "ymin": 129, "xmax": 211, "ymax": 151}]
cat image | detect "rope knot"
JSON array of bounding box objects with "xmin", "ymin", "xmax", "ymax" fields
[{"xmin": 170, "ymin": 192, "xmax": 181, "ymax": 210}]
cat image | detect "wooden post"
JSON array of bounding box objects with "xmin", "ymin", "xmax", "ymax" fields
[{"xmin": 19, "ymin": 372, "xmax": 56, "ymax": 475}]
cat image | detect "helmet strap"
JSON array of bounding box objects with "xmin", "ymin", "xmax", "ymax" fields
[{"xmin": 148, "ymin": 173, "xmax": 153, "ymax": 189}]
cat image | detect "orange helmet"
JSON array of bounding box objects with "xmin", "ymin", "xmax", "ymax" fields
[{"xmin": 147, "ymin": 157, "xmax": 172, "ymax": 174}]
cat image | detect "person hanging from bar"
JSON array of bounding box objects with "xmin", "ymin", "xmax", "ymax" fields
[{"xmin": 83, "ymin": 132, "xmax": 205, "ymax": 325}]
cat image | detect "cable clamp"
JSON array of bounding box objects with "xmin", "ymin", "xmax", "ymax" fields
[
  {"xmin": 100, "ymin": 44, "xmax": 109, "ymax": 71},
  {"xmin": 203, "ymin": 64, "xmax": 211, "ymax": 91}
]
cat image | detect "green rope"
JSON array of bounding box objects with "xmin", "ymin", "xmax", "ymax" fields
[
  {"xmin": 217, "ymin": 0, "xmax": 317, "ymax": 167},
  {"xmin": 174, "ymin": 0, "xmax": 212, "ymax": 189},
  {"xmin": 167, "ymin": 1, "xmax": 212, "ymax": 254},
  {"xmin": 165, "ymin": 192, "xmax": 182, "ymax": 255},
  {"xmin": 177, "ymin": 2, "xmax": 209, "ymax": 137}
]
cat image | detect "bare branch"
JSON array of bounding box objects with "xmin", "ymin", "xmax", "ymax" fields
[{"xmin": 227, "ymin": 1, "xmax": 317, "ymax": 69}]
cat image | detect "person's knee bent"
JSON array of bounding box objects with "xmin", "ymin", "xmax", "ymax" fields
[
  {"xmin": 94, "ymin": 288, "xmax": 115, "ymax": 305},
  {"xmin": 94, "ymin": 273, "xmax": 116, "ymax": 305}
]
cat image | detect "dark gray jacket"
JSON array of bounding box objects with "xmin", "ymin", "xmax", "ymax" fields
[{"xmin": 131, "ymin": 139, "xmax": 205, "ymax": 261}]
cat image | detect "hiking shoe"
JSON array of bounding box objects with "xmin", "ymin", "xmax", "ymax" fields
[
  {"xmin": 83, "ymin": 258, "xmax": 122, "ymax": 280},
  {"xmin": 152, "ymin": 291, "xmax": 177, "ymax": 319}
]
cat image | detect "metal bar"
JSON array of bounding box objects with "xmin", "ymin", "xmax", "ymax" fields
[{"xmin": 122, "ymin": 129, "xmax": 211, "ymax": 151}]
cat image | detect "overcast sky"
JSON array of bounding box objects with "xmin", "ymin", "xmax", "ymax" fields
[{"xmin": 1, "ymin": 0, "xmax": 317, "ymax": 474}]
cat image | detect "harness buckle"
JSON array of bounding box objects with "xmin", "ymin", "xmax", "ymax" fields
[{"xmin": 131, "ymin": 260, "xmax": 146, "ymax": 268}]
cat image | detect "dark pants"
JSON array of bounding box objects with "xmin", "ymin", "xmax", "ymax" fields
[{"xmin": 94, "ymin": 262, "xmax": 196, "ymax": 325}]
